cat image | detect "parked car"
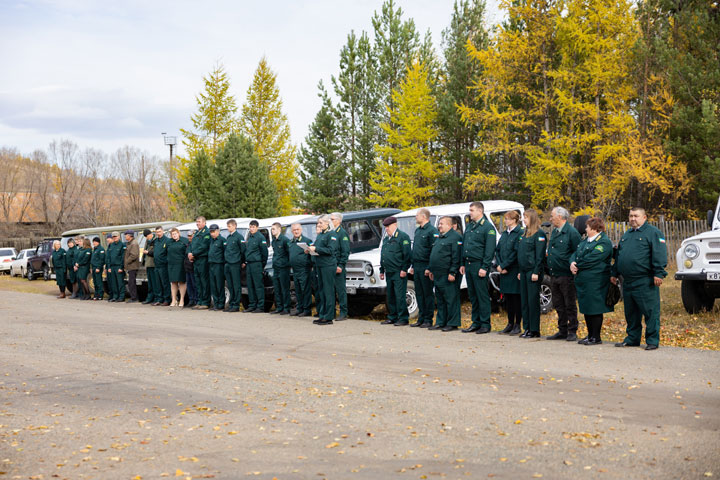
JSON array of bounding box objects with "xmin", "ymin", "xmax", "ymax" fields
[
  {"xmin": 26, "ymin": 239, "xmax": 58, "ymax": 280},
  {"xmin": 0, "ymin": 247, "xmax": 18, "ymax": 274},
  {"xmin": 10, "ymin": 248, "xmax": 34, "ymax": 277}
]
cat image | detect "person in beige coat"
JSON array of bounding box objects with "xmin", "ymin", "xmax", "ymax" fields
[{"xmin": 123, "ymin": 230, "xmax": 140, "ymax": 303}]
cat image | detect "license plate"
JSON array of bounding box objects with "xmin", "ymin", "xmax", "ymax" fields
[
  {"xmin": 346, "ymin": 287, "xmax": 357, "ymax": 295},
  {"xmin": 707, "ymin": 272, "xmax": 720, "ymax": 281}
]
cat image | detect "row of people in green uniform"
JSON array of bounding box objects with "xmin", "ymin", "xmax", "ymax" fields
[{"xmin": 379, "ymin": 203, "xmax": 667, "ymax": 350}]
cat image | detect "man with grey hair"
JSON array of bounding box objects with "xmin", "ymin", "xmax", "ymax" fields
[
  {"xmin": 546, "ymin": 206, "xmax": 582, "ymax": 341},
  {"xmin": 309, "ymin": 215, "xmax": 338, "ymax": 325},
  {"xmin": 330, "ymin": 212, "xmax": 350, "ymax": 321}
]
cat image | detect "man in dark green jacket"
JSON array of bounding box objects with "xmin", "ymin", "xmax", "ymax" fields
[
  {"xmin": 289, "ymin": 222, "xmax": 313, "ymax": 317},
  {"xmin": 90, "ymin": 236, "xmax": 106, "ymax": 300},
  {"xmin": 380, "ymin": 216, "xmax": 412, "ymax": 326},
  {"xmin": 330, "ymin": 213, "xmax": 350, "ymax": 321},
  {"xmin": 208, "ymin": 224, "xmax": 226, "ymax": 311},
  {"xmin": 245, "ymin": 220, "xmax": 269, "ymax": 313},
  {"xmin": 410, "ymin": 208, "xmax": 439, "ymax": 328},
  {"xmin": 309, "ymin": 215, "xmax": 338, "ymax": 325},
  {"xmin": 270, "ymin": 222, "xmax": 292, "ymax": 315},
  {"xmin": 546, "ymin": 206, "xmax": 582, "ymax": 341},
  {"xmin": 142, "ymin": 229, "xmax": 157, "ymax": 305},
  {"xmin": 66, "ymin": 238, "xmax": 79, "ymax": 298},
  {"xmin": 224, "ymin": 219, "xmax": 245, "ymax": 313},
  {"xmin": 611, "ymin": 208, "xmax": 668, "ymax": 350},
  {"xmin": 153, "ymin": 226, "xmax": 171, "ymax": 306},
  {"xmin": 189, "ymin": 216, "xmax": 211, "ymax": 309},
  {"xmin": 460, "ymin": 202, "xmax": 497, "ymax": 334},
  {"xmin": 427, "ymin": 216, "xmax": 463, "ymax": 331},
  {"xmin": 106, "ymin": 231, "xmax": 126, "ymax": 302}
]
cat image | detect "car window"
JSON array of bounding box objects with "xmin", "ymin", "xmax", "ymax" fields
[
  {"xmin": 285, "ymin": 223, "xmax": 317, "ymax": 241},
  {"xmin": 17, "ymin": 251, "xmax": 24, "ymax": 259},
  {"xmin": 0, "ymin": 249, "xmax": 14, "ymax": 256}
]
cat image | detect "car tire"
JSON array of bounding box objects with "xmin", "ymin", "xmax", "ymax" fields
[
  {"xmin": 348, "ymin": 301, "xmax": 376, "ymax": 317},
  {"xmin": 42, "ymin": 264, "xmax": 51, "ymax": 281},
  {"xmin": 540, "ymin": 276, "xmax": 552, "ymax": 314},
  {"xmin": 406, "ymin": 280, "xmax": 419, "ymax": 320},
  {"xmin": 681, "ymin": 279, "xmax": 715, "ymax": 314},
  {"xmin": 26, "ymin": 265, "xmax": 35, "ymax": 281}
]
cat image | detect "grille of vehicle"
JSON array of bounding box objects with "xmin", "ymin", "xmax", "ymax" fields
[
  {"xmin": 706, "ymin": 252, "xmax": 720, "ymax": 263},
  {"xmin": 708, "ymin": 241, "xmax": 720, "ymax": 249},
  {"xmin": 346, "ymin": 260, "xmax": 367, "ymax": 282}
]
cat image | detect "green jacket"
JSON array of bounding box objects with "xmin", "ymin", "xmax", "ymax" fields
[
  {"xmin": 76, "ymin": 247, "xmax": 91, "ymax": 267},
  {"xmin": 224, "ymin": 231, "xmax": 245, "ymax": 265},
  {"xmin": 271, "ymin": 234, "xmax": 291, "ymax": 269},
  {"xmin": 190, "ymin": 226, "xmax": 211, "ymax": 258},
  {"xmin": 208, "ymin": 235, "xmax": 226, "ymax": 264},
  {"xmin": 412, "ymin": 222, "xmax": 439, "ymax": 266},
  {"xmin": 144, "ymin": 236, "xmax": 155, "ymax": 268},
  {"xmin": 313, "ymin": 229, "xmax": 338, "ymax": 268},
  {"xmin": 107, "ymin": 241, "xmax": 126, "ymax": 268},
  {"xmin": 547, "ymin": 222, "xmax": 582, "ymax": 277},
  {"xmin": 495, "ymin": 225, "xmax": 523, "ymax": 294},
  {"xmin": 91, "ymin": 244, "xmax": 106, "ymax": 269},
  {"xmin": 380, "ymin": 229, "xmax": 412, "ymax": 274},
  {"xmin": 167, "ymin": 237, "xmax": 189, "ymax": 266},
  {"xmin": 66, "ymin": 245, "xmax": 77, "ymax": 268},
  {"xmin": 333, "ymin": 225, "xmax": 350, "ymax": 268},
  {"xmin": 517, "ymin": 229, "xmax": 546, "ymax": 275},
  {"xmin": 571, "ymin": 232, "xmax": 614, "ymax": 314},
  {"xmin": 153, "ymin": 235, "xmax": 169, "ymax": 265},
  {"xmin": 462, "ymin": 217, "xmax": 497, "ymax": 270},
  {"xmin": 612, "ymin": 222, "xmax": 668, "ymax": 281},
  {"xmin": 245, "ymin": 232, "xmax": 269, "ymax": 264},
  {"xmin": 289, "ymin": 235, "xmax": 313, "ymax": 269},
  {"xmin": 52, "ymin": 249, "xmax": 67, "ymax": 271},
  {"xmin": 429, "ymin": 229, "xmax": 462, "ymax": 276}
]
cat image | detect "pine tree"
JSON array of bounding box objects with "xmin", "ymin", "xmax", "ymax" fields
[
  {"xmin": 178, "ymin": 149, "xmax": 218, "ymax": 218},
  {"xmin": 298, "ymin": 83, "xmax": 347, "ymax": 212},
  {"xmin": 240, "ymin": 57, "xmax": 298, "ymax": 215},
  {"xmin": 370, "ymin": 61, "xmax": 443, "ymax": 209}
]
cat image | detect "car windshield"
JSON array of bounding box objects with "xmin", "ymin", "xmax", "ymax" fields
[
  {"xmin": 0, "ymin": 249, "xmax": 14, "ymax": 256},
  {"xmin": 395, "ymin": 216, "xmax": 437, "ymax": 241},
  {"xmin": 285, "ymin": 223, "xmax": 318, "ymax": 242}
]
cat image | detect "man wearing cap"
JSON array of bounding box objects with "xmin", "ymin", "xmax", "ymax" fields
[
  {"xmin": 380, "ymin": 216, "xmax": 412, "ymax": 326},
  {"xmin": 188, "ymin": 216, "xmax": 211, "ymax": 309},
  {"xmin": 245, "ymin": 220, "xmax": 269, "ymax": 313},
  {"xmin": 427, "ymin": 216, "xmax": 463, "ymax": 332},
  {"xmin": 224, "ymin": 220, "xmax": 245, "ymax": 313},
  {"xmin": 90, "ymin": 237, "xmax": 106, "ymax": 300},
  {"xmin": 153, "ymin": 226, "xmax": 171, "ymax": 306},
  {"xmin": 460, "ymin": 201, "xmax": 497, "ymax": 334},
  {"xmin": 330, "ymin": 213, "xmax": 350, "ymax": 321},
  {"xmin": 123, "ymin": 230, "xmax": 140, "ymax": 303},
  {"xmin": 270, "ymin": 222, "xmax": 292, "ymax": 315},
  {"xmin": 106, "ymin": 232, "xmax": 126, "ymax": 302},
  {"xmin": 308, "ymin": 215, "xmax": 338, "ymax": 325},
  {"xmin": 142, "ymin": 229, "xmax": 158, "ymax": 305},
  {"xmin": 409, "ymin": 208, "xmax": 439, "ymax": 328},
  {"xmin": 208, "ymin": 224, "xmax": 227, "ymax": 311}
]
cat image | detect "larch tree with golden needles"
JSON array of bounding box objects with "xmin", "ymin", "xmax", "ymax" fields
[
  {"xmin": 240, "ymin": 57, "xmax": 298, "ymax": 215},
  {"xmin": 370, "ymin": 61, "xmax": 443, "ymax": 209}
]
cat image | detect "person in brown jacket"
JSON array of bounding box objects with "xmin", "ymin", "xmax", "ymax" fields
[{"xmin": 123, "ymin": 230, "xmax": 140, "ymax": 303}]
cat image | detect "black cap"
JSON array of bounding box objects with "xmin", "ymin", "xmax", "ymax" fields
[
  {"xmin": 143, "ymin": 228, "xmax": 152, "ymax": 236},
  {"xmin": 382, "ymin": 216, "xmax": 397, "ymax": 227},
  {"xmin": 209, "ymin": 224, "xmax": 220, "ymax": 231},
  {"xmin": 106, "ymin": 233, "xmax": 113, "ymax": 239},
  {"xmin": 92, "ymin": 236, "xmax": 100, "ymax": 243},
  {"xmin": 124, "ymin": 230, "xmax": 135, "ymax": 237}
]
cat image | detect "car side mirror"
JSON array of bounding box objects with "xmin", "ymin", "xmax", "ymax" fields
[
  {"xmin": 709, "ymin": 210, "xmax": 714, "ymax": 229},
  {"xmin": 11, "ymin": 257, "xmax": 16, "ymax": 261}
]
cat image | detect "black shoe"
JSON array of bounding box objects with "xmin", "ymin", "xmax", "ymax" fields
[
  {"xmin": 127, "ymin": 299, "xmax": 138, "ymax": 303},
  {"xmin": 475, "ymin": 327, "xmax": 491, "ymax": 334},
  {"xmin": 578, "ymin": 336, "xmax": 588, "ymax": 344},
  {"xmin": 527, "ymin": 331, "xmax": 541, "ymax": 338},
  {"xmin": 419, "ymin": 323, "xmax": 431, "ymax": 328},
  {"xmin": 381, "ymin": 319, "xmax": 395, "ymax": 325},
  {"xmin": 499, "ymin": 323, "xmax": 514, "ymax": 334},
  {"xmin": 142, "ymin": 299, "xmax": 153, "ymax": 304},
  {"xmin": 428, "ymin": 325, "xmax": 443, "ymax": 331},
  {"xmin": 566, "ymin": 333, "xmax": 578, "ymax": 342},
  {"xmin": 409, "ymin": 322, "xmax": 423, "ymax": 327},
  {"xmin": 519, "ymin": 330, "xmax": 531, "ymax": 338},
  {"xmin": 289, "ymin": 310, "xmax": 300, "ymax": 316},
  {"xmin": 226, "ymin": 307, "xmax": 240, "ymax": 312},
  {"xmin": 299, "ymin": 311, "xmax": 313, "ymax": 317},
  {"xmin": 335, "ymin": 315, "xmax": 347, "ymax": 321},
  {"xmin": 394, "ymin": 322, "xmax": 409, "ymax": 326},
  {"xmin": 312, "ymin": 319, "xmax": 322, "ymax": 324},
  {"xmin": 280, "ymin": 310, "xmax": 290, "ymax": 315},
  {"xmin": 546, "ymin": 331, "xmax": 568, "ymax": 340},
  {"xmin": 316, "ymin": 319, "xmax": 333, "ymax": 325},
  {"xmin": 645, "ymin": 344, "xmax": 658, "ymax": 351},
  {"xmin": 585, "ymin": 337, "xmax": 602, "ymax": 345},
  {"xmin": 270, "ymin": 310, "xmax": 282, "ymax": 315},
  {"xmin": 108, "ymin": 298, "xmax": 116, "ymax": 303},
  {"xmin": 509, "ymin": 325, "xmax": 521, "ymax": 335},
  {"xmin": 615, "ymin": 342, "xmax": 639, "ymax": 347},
  {"xmin": 441, "ymin": 326, "xmax": 458, "ymax": 332},
  {"xmin": 251, "ymin": 309, "xmax": 264, "ymax": 314},
  {"xmin": 462, "ymin": 325, "xmax": 480, "ymax": 333}
]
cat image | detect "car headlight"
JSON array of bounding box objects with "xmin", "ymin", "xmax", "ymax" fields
[
  {"xmin": 364, "ymin": 263, "xmax": 374, "ymax": 277},
  {"xmin": 683, "ymin": 243, "xmax": 699, "ymax": 260}
]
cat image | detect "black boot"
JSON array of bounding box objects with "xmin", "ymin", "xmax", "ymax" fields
[{"xmin": 499, "ymin": 323, "xmax": 514, "ymax": 334}]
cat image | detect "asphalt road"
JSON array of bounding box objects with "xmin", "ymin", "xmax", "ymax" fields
[{"xmin": 1, "ymin": 290, "xmax": 718, "ymax": 480}]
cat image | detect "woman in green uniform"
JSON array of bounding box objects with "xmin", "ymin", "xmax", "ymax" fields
[
  {"xmin": 52, "ymin": 240, "xmax": 67, "ymax": 298},
  {"xmin": 75, "ymin": 238, "xmax": 93, "ymax": 300},
  {"xmin": 167, "ymin": 227, "xmax": 189, "ymax": 307},
  {"xmin": 570, "ymin": 217, "xmax": 614, "ymax": 345},
  {"xmin": 496, "ymin": 210, "xmax": 523, "ymax": 335},
  {"xmin": 66, "ymin": 238, "xmax": 77, "ymax": 298},
  {"xmin": 517, "ymin": 209, "xmax": 546, "ymax": 338}
]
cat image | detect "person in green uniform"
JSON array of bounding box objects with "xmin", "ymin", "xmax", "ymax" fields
[
  {"xmin": 245, "ymin": 220, "xmax": 269, "ymax": 313},
  {"xmin": 188, "ymin": 216, "xmax": 211, "ymax": 309},
  {"xmin": 270, "ymin": 222, "xmax": 292, "ymax": 315},
  {"xmin": 517, "ymin": 209, "xmax": 547, "ymax": 338},
  {"xmin": 611, "ymin": 207, "xmax": 667, "ymax": 350},
  {"xmin": 546, "ymin": 206, "xmax": 582, "ymax": 341},
  {"xmin": 74, "ymin": 238, "xmax": 92, "ymax": 300},
  {"xmin": 309, "ymin": 215, "xmax": 338, "ymax": 325},
  {"xmin": 330, "ymin": 213, "xmax": 350, "ymax": 321},
  {"xmin": 106, "ymin": 231, "xmax": 127, "ymax": 302},
  {"xmin": 495, "ymin": 210, "xmax": 523, "ymax": 335},
  {"xmin": 570, "ymin": 217, "xmax": 614, "ymax": 345},
  {"xmin": 66, "ymin": 238, "xmax": 78, "ymax": 298},
  {"xmin": 52, "ymin": 240, "xmax": 67, "ymax": 298},
  {"xmin": 427, "ymin": 216, "xmax": 463, "ymax": 332},
  {"xmin": 409, "ymin": 208, "xmax": 439, "ymax": 328},
  {"xmin": 153, "ymin": 226, "xmax": 171, "ymax": 306},
  {"xmin": 90, "ymin": 236, "xmax": 105, "ymax": 300},
  {"xmin": 208, "ymin": 224, "xmax": 226, "ymax": 311},
  {"xmin": 167, "ymin": 227, "xmax": 188, "ymax": 307},
  {"xmin": 289, "ymin": 222, "xmax": 313, "ymax": 317},
  {"xmin": 224, "ymin": 219, "xmax": 245, "ymax": 313},
  {"xmin": 142, "ymin": 229, "xmax": 158, "ymax": 305},
  {"xmin": 460, "ymin": 202, "xmax": 497, "ymax": 334},
  {"xmin": 103, "ymin": 234, "xmax": 115, "ymax": 301},
  {"xmin": 380, "ymin": 216, "xmax": 412, "ymax": 326}
]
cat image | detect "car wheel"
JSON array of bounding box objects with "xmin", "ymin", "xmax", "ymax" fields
[
  {"xmin": 406, "ymin": 280, "xmax": 419, "ymax": 320},
  {"xmin": 348, "ymin": 301, "xmax": 376, "ymax": 317},
  {"xmin": 27, "ymin": 265, "xmax": 35, "ymax": 281},
  {"xmin": 540, "ymin": 277, "xmax": 552, "ymax": 314},
  {"xmin": 681, "ymin": 279, "xmax": 715, "ymax": 314}
]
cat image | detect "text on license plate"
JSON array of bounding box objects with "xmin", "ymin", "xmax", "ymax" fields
[
  {"xmin": 707, "ymin": 272, "xmax": 720, "ymax": 281},
  {"xmin": 346, "ymin": 287, "xmax": 357, "ymax": 295}
]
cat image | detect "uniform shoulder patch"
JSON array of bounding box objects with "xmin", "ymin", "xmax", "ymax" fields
[
  {"xmin": 489, "ymin": 229, "xmax": 496, "ymax": 235},
  {"xmin": 457, "ymin": 241, "xmax": 463, "ymax": 245},
  {"xmin": 659, "ymin": 237, "xmax": 666, "ymax": 243},
  {"xmin": 402, "ymin": 240, "xmax": 409, "ymax": 245},
  {"xmin": 261, "ymin": 240, "xmax": 267, "ymax": 244},
  {"xmin": 595, "ymin": 245, "xmax": 604, "ymax": 252},
  {"xmin": 433, "ymin": 233, "xmax": 439, "ymax": 237},
  {"xmin": 343, "ymin": 236, "xmax": 349, "ymax": 241}
]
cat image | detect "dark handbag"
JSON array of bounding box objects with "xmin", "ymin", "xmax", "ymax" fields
[{"xmin": 606, "ymin": 281, "xmax": 621, "ymax": 307}]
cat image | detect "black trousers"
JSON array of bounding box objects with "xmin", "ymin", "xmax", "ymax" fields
[
  {"xmin": 504, "ymin": 293, "xmax": 522, "ymax": 325},
  {"xmin": 584, "ymin": 313, "xmax": 604, "ymax": 340},
  {"xmin": 550, "ymin": 275, "xmax": 578, "ymax": 333},
  {"xmin": 127, "ymin": 269, "xmax": 138, "ymax": 301}
]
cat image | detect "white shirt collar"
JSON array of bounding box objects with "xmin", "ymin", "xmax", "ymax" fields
[{"xmin": 587, "ymin": 233, "xmax": 600, "ymax": 242}]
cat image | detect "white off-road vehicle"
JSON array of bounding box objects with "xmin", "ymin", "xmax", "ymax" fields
[{"xmin": 675, "ymin": 195, "xmax": 720, "ymax": 313}]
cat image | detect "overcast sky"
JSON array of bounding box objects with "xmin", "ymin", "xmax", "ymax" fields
[{"xmin": 0, "ymin": 0, "xmax": 502, "ymax": 160}]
